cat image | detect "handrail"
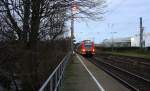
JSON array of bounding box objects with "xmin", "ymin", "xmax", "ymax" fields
[{"xmin": 39, "ymin": 52, "xmax": 71, "ymax": 91}]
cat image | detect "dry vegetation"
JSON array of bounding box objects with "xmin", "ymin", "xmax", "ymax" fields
[
  {"xmin": 0, "ymin": 0, "xmax": 105, "ymax": 90},
  {"xmin": 0, "ymin": 39, "xmax": 70, "ymax": 91}
]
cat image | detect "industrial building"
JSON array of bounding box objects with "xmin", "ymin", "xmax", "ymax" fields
[
  {"xmin": 131, "ymin": 32, "xmax": 150, "ymax": 47},
  {"xmin": 103, "ymin": 37, "xmax": 131, "ymax": 47},
  {"xmin": 103, "ymin": 32, "xmax": 150, "ymax": 47}
]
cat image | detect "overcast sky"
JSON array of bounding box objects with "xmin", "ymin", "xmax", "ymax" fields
[{"xmin": 74, "ymin": 0, "xmax": 150, "ymax": 43}]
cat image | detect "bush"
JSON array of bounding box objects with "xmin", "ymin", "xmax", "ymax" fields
[{"xmin": 0, "ymin": 39, "xmax": 70, "ymax": 91}]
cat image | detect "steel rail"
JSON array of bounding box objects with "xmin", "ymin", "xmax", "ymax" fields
[
  {"xmin": 95, "ymin": 57, "xmax": 150, "ymax": 83},
  {"xmin": 100, "ymin": 56, "xmax": 150, "ymax": 80},
  {"xmin": 88, "ymin": 58, "xmax": 139, "ymax": 91},
  {"xmin": 89, "ymin": 57, "xmax": 150, "ymax": 91},
  {"xmin": 114, "ymin": 56, "xmax": 150, "ymax": 67}
]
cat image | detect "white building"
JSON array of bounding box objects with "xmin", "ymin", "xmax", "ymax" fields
[
  {"xmin": 103, "ymin": 37, "xmax": 131, "ymax": 47},
  {"xmin": 131, "ymin": 32, "xmax": 150, "ymax": 47},
  {"xmin": 103, "ymin": 32, "xmax": 150, "ymax": 47}
]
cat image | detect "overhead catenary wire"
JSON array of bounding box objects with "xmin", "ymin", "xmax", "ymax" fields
[{"xmin": 106, "ymin": 0, "xmax": 128, "ymax": 16}]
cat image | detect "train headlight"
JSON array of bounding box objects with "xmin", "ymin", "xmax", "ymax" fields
[
  {"xmin": 92, "ymin": 49, "xmax": 95, "ymax": 52},
  {"xmin": 82, "ymin": 49, "xmax": 86, "ymax": 52}
]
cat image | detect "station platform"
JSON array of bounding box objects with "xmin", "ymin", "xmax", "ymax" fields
[{"xmin": 60, "ymin": 54, "xmax": 131, "ymax": 91}]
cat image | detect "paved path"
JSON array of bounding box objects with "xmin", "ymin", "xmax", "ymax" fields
[{"xmin": 60, "ymin": 54, "xmax": 131, "ymax": 91}]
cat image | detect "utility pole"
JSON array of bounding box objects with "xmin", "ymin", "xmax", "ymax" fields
[
  {"xmin": 71, "ymin": 12, "xmax": 74, "ymax": 54},
  {"xmin": 108, "ymin": 23, "xmax": 115, "ymax": 51},
  {"xmin": 111, "ymin": 32, "xmax": 117, "ymax": 51},
  {"xmin": 139, "ymin": 17, "xmax": 144, "ymax": 49},
  {"xmin": 71, "ymin": 0, "xmax": 77, "ymax": 54}
]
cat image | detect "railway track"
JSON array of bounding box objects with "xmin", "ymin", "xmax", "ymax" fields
[
  {"xmin": 113, "ymin": 56, "xmax": 150, "ymax": 67},
  {"xmin": 88, "ymin": 57, "xmax": 150, "ymax": 91},
  {"xmin": 104, "ymin": 57, "xmax": 150, "ymax": 80},
  {"xmin": 96, "ymin": 54, "xmax": 150, "ymax": 80},
  {"xmin": 98, "ymin": 53, "xmax": 150, "ymax": 65}
]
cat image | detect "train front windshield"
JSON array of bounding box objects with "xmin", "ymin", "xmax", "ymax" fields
[
  {"xmin": 84, "ymin": 40, "xmax": 92, "ymax": 49},
  {"xmin": 85, "ymin": 44, "xmax": 92, "ymax": 49}
]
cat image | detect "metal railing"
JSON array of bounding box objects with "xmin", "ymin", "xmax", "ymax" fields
[{"xmin": 39, "ymin": 53, "xmax": 71, "ymax": 91}]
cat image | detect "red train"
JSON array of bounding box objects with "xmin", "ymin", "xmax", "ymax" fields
[{"xmin": 76, "ymin": 40, "xmax": 95, "ymax": 57}]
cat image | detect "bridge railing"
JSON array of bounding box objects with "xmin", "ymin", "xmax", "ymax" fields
[{"xmin": 39, "ymin": 53, "xmax": 71, "ymax": 91}]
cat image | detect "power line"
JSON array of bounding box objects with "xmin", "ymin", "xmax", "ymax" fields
[{"xmin": 106, "ymin": 0, "xmax": 128, "ymax": 16}]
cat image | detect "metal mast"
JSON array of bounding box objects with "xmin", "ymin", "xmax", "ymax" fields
[{"xmin": 139, "ymin": 17, "xmax": 144, "ymax": 48}]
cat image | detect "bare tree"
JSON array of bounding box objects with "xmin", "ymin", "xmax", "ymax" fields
[
  {"xmin": 0, "ymin": 0, "xmax": 105, "ymax": 42},
  {"xmin": 0, "ymin": 0, "xmax": 105, "ymax": 90}
]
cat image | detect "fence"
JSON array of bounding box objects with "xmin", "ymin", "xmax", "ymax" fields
[{"xmin": 39, "ymin": 52, "xmax": 71, "ymax": 91}]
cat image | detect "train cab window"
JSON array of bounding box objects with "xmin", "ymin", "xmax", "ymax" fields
[{"xmin": 85, "ymin": 44, "xmax": 92, "ymax": 49}]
